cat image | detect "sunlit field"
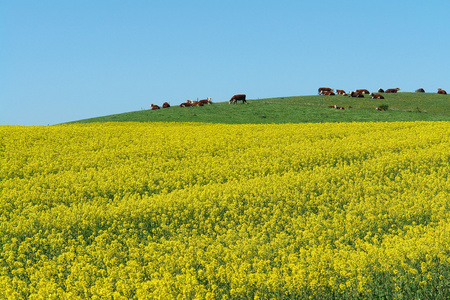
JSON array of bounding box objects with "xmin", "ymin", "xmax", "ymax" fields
[
  {"xmin": 1, "ymin": 122, "xmax": 450, "ymax": 299},
  {"xmin": 71, "ymin": 93, "xmax": 450, "ymax": 124}
]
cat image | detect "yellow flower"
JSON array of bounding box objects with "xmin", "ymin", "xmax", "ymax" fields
[{"xmin": 1, "ymin": 121, "xmax": 450, "ymax": 298}]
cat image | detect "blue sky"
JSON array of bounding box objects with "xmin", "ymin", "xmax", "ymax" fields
[{"xmin": 2, "ymin": 1, "xmax": 450, "ymax": 125}]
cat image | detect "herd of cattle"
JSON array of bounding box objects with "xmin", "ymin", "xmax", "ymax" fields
[
  {"xmin": 319, "ymin": 87, "xmax": 448, "ymax": 111},
  {"xmin": 150, "ymin": 88, "xmax": 448, "ymax": 110},
  {"xmin": 150, "ymin": 98, "xmax": 211, "ymax": 110},
  {"xmin": 318, "ymin": 87, "xmax": 447, "ymax": 98},
  {"xmin": 150, "ymin": 94, "xmax": 247, "ymax": 110}
]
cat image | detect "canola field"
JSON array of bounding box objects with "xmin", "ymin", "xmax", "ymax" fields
[{"xmin": 1, "ymin": 121, "xmax": 450, "ymax": 299}]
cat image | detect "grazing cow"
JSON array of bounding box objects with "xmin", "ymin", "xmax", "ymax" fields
[
  {"xmin": 356, "ymin": 89, "xmax": 370, "ymax": 94},
  {"xmin": 378, "ymin": 88, "xmax": 385, "ymax": 93},
  {"xmin": 385, "ymin": 88, "xmax": 400, "ymax": 93},
  {"xmin": 198, "ymin": 97, "xmax": 212, "ymax": 105},
  {"xmin": 179, "ymin": 102, "xmax": 192, "ymax": 107},
  {"xmin": 349, "ymin": 91, "xmax": 364, "ymax": 98},
  {"xmin": 328, "ymin": 105, "xmax": 344, "ymax": 110},
  {"xmin": 370, "ymin": 93, "xmax": 385, "ymax": 99},
  {"xmin": 336, "ymin": 89, "xmax": 346, "ymax": 95},
  {"xmin": 438, "ymin": 88, "xmax": 447, "ymax": 94},
  {"xmin": 318, "ymin": 87, "xmax": 333, "ymax": 95},
  {"xmin": 150, "ymin": 104, "xmax": 160, "ymax": 110},
  {"xmin": 229, "ymin": 94, "xmax": 247, "ymax": 104},
  {"xmin": 162, "ymin": 102, "xmax": 170, "ymax": 108},
  {"xmin": 322, "ymin": 91, "xmax": 335, "ymax": 96},
  {"xmin": 415, "ymin": 88, "xmax": 425, "ymax": 93}
]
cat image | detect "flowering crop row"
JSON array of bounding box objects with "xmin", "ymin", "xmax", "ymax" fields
[{"xmin": 1, "ymin": 122, "xmax": 450, "ymax": 299}]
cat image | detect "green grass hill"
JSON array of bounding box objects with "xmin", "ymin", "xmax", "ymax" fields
[{"xmin": 69, "ymin": 92, "xmax": 450, "ymax": 124}]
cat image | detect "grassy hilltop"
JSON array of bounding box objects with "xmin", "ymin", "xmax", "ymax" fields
[{"xmin": 70, "ymin": 92, "xmax": 450, "ymax": 124}]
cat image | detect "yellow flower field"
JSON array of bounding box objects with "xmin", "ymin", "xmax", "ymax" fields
[{"xmin": 1, "ymin": 121, "xmax": 450, "ymax": 299}]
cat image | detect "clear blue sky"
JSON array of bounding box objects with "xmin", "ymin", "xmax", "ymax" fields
[{"xmin": 2, "ymin": 1, "xmax": 450, "ymax": 125}]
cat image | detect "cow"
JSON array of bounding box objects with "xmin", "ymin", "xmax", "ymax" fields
[
  {"xmin": 192, "ymin": 101, "xmax": 204, "ymax": 106},
  {"xmin": 179, "ymin": 102, "xmax": 192, "ymax": 107},
  {"xmin": 415, "ymin": 88, "xmax": 425, "ymax": 93},
  {"xmin": 376, "ymin": 107, "xmax": 385, "ymax": 111},
  {"xmin": 150, "ymin": 104, "xmax": 160, "ymax": 110},
  {"xmin": 322, "ymin": 91, "xmax": 335, "ymax": 96},
  {"xmin": 198, "ymin": 97, "xmax": 212, "ymax": 105},
  {"xmin": 328, "ymin": 105, "xmax": 344, "ymax": 110},
  {"xmin": 162, "ymin": 102, "xmax": 170, "ymax": 108},
  {"xmin": 229, "ymin": 94, "xmax": 247, "ymax": 104},
  {"xmin": 378, "ymin": 88, "xmax": 385, "ymax": 93},
  {"xmin": 370, "ymin": 93, "xmax": 385, "ymax": 99},
  {"xmin": 336, "ymin": 89, "xmax": 346, "ymax": 95},
  {"xmin": 356, "ymin": 89, "xmax": 370, "ymax": 94},
  {"xmin": 318, "ymin": 87, "xmax": 333, "ymax": 95},
  {"xmin": 349, "ymin": 91, "xmax": 364, "ymax": 98},
  {"xmin": 438, "ymin": 88, "xmax": 447, "ymax": 94},
  {"xmin": 385, "ymin": 88, "xmax": 400, "ymax": 93}
]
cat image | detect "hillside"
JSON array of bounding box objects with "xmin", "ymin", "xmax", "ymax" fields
[{"xmin": 69, "ymin": 92, "xmax": 450, "ymax": 124}]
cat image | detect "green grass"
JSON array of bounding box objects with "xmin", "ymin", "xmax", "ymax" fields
[{"xmin": 69, "ymin": 92, "xmax": 450, "ymax": 124}]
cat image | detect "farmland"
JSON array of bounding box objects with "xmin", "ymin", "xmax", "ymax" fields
[
  {"xmin": 70, "ymin": 92, "xmax": 450, "ymax": 124},
  {"xmin": 1, "ymin": 121, "xmax": 450, "ymax": 299}
]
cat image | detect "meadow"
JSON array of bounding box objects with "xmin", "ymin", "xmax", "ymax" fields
[
  {"xmin": 71, "ymin": 92, "xmax": 450, "ymax": 124},
  {"xmin": 1, "ymin": 121, "xmax": 450, "ymax": 299}
]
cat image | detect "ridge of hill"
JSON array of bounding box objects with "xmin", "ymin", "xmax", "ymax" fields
[{"xmin": 68, "ymin": 93, "xmax": 450, "ymax": 124}]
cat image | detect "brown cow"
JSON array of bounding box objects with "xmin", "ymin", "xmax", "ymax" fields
[
  {"xmin": 150, "ymin": 104, "xmax": 160, "ymax": 110},
  {"xmin": 356, "ymin": 89, "xmax": 370, "ymax": 94},
  {"xmin": 378, "ymin": 88, "xmax": 385, "ymax": 93},
  {"xmin": 349, "ymin": 91, "xmax": 364, "ymax": 98},
  {"xmin": 179, "ymin": 102, "xmax": 192, "ymax": 107},
  {"xmin": 322, "ymin": 91, "xmax": 335, "ymax": 96},
  {"xmin": 192, "ymin": 101, "xmax": 204, "ymax": 107},
  {"xmin": 370, "ymin": 93, "xmax": 385, "ymax": 99},
  {"xmin": 336, "ymin": 89, "xmax": 346, "ymax": 95},
  {"xmin": 198, "ymin": 97, "xmax": 212, "ymax": 105},
  {"xmin": 438, "ymin": 88, "xmax": 447, "ymax": 94},
  {"xmin": 162, "ymin": 102, "xmax": 170, "ymax": 108},
  {"xmin": 376, "ymin": 107, "xmax": 385, "ymax": 111},
  {"xmin": 229, "ymin": 94, "xmax": 247, "ymax": 104},
  {"xmin": 385, "ymin": 88, "xmax": 400, "ymax": 93},
  {"xmin": 328, "ymin": 105, "xmax": 344, "ymax": 110},
  {"xmin": 318, "ymin": 87, "xmax": 333, "ymax": 95}
]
